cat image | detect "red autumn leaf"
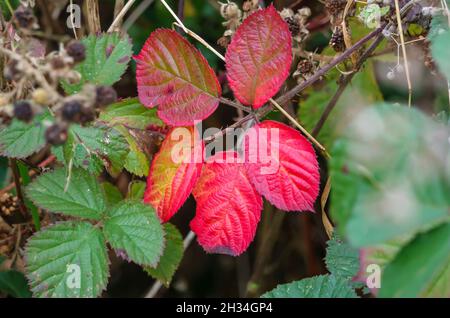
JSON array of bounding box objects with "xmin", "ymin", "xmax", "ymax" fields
[
  {"xmin": 191, "ymin": 151, "xmax": 263, "ymax": 256},
  {"xmin": 225, "ymin": 5, "xmax": 292, "ymax": 109},
  {"xmin": 144, "ymin": 126, "xmax": 203, "ymax": 222},
  {"xmin": 243, "ymin": 120, "xmax": 320, "ymax": 211},
  {"xmin": 135, "ymin": 29, "xmax": 221, "ymax": 126}
]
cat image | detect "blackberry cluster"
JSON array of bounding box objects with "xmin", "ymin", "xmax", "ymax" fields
[{"xmin": 329, "ymin": 27, "xmax": 346, "ymax": 52}]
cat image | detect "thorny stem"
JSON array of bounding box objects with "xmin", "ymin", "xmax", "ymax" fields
[{"xmin": 312, "ymin": 35, "xmax": 385, "ymax": 137}]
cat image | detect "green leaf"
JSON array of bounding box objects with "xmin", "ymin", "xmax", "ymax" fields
[
  {"xmin": 102, "ymin": 182, "xmax": 123, "ymax": 208},
  {"xmin": 0, "ymin": 270, "xmax": 32, "ymax": 298},
  {"xmin": 379, "ymin": 222, "xmax": 450, "ymax": 297},
  {"xmin": 25, "ymin": 221, "xmax": 109, "ymax": 298},
  {"xmin": 431, "ymin": 29, "xmax": 450, "ymax": 81},
  {"xmin": 325, "ymin": 236, "xmax": 359, "ymax": 280},
  {"xmin": 261, "ymin": 275, "xmax": 358, "ymax": 298},
  {"xmin": 71, "ymin": 124, "xmax": 129, "ymax": 174},
  {"xmin": 103, "ymin": 200, "xmax": 165, "ymax": 267},
  {"xmin": 331, "ymin": 104, "xmax": 450, "ymax": 246},
  {"xmin": 99, "ymin": 98, "xmax": 163, "ymax": 129},
  {"xmin": 26, "ymin": 167, "xmax": 106, "ymax": 219},
  {"xmin": 114, "ymin": 125, "xmax": 149, "ymax": 177},
  {"xmin": 298, "ymin": 62, "xmax": 383, "ymax": 149},
  {"xmin": 145, "ymin": 223, "xmax": 183, "ymax": 287},
  {"xmin": 62, "ymin": 33, "xmax": 132, "ymax": 94},
  {"xmin": 127, "ymin": 180, "xmax": 146, "ymax": 200},
  {"xmin": 0, "ymin": 110, "xmax": 52, "ymax": 158}
]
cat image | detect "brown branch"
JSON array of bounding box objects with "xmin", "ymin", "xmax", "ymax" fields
[
  {"xmin": 276, "ymin": 27, "xmax": 383, "ymax": 106},
  {"xmin": 311, "ymin": 35, "xmax": 385, "ymax": 137},
  {"xmin": 113, "ymin": 0, "xmax": 125, "ymax": 30},
  {"xmin": 84, "ymin": 0, "xmax": 101, "ymax": 34}
]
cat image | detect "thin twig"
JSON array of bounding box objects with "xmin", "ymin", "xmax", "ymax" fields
[
  {"xmin": 219, "ymin": 97, "xmax": 251, "ymax": 113},
  {"xmin": 394, "ymin": 0, "xmax": 412, "ymax": 107},
  {"xmin": 108, "ymin": 0, "xmax": 136, "ymax": 33}
]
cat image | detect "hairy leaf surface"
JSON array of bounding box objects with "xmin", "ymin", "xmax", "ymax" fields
[
  {"xmin": 225, "ymin": 5, "xmax": 292, "ymax": 108},
  {"xmin": 135, "ymin": 29, "xmax": 221, "ymax": 125}
]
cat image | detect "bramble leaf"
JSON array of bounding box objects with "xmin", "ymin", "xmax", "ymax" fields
[
  {"xmin": 225, "ymin": 5, "xmax": 292, "ymax": 108},
  {"xmin": 191, "ymin": 151, "xmax": 263, "ymax": 256},
  {"xmin": 62, "ymin": 33, "xmax": 132, "ymax": 94},
  {"xmin": 330, "ymin": 104, "xmax": 450, "ymax": 246},
  {"xmin": 25, "ymin": 221, "xmax": 109, "ymax": 298},
  {"xmin": 431, "ymin": 29, "xmax": 450, "ymax": 81},
  {"xmin": 103, "ymin": 200, "xmax": 165, "ymax": 267},
  {"xmin": 261, "ymin": 274, "xmax": 358, "ymax": 298},
  {"xmin": 70, "ymin": 124, "xmax": 129, "ymax": 175},
  {"xmin": 145, "ymin": 223, "xmax": 183, "ymax": 287},
  {"xmin": 128, "ymin": 180, "xmax": 146, "ymax": 200},
  {"xmin": 144, "ymin": 126, "xmax": 203, "ymax": 222},
  {"xmin": 379, "ymin": 223, "xmax": 450, "ymax": 297},
  {"xmin": 25, "ymin": 167, "xmax": 106, "ymax": 219},
  {"xmin": 135, "ymin": 29, "xmax": 221, "ymax": 126},
  {"xmin": 99, "ymin": 98, "xmax": 164, "ymax": 129},
  {"xmin": 325, "ymin": 236, "xmax": 360, "ymax": 280},
  {"xmin": 243, "ymin": 120, "xmax": 320, "ymax": 212},
  {"xmin": 0, "ymin": 110, "xmax": 52, "ymax": 159}
]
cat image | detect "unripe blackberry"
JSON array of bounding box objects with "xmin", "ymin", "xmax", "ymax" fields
[
  {"xmin": 66, "ymin": 40, "xmax": 86, "ymax": 63},
  {"xmin": 13, "ymin": 100, "xmax": 34, "ymax": 122},
  {"xmin": 14, "ymin": 6, "xmax": 35, "ymax": 28},
  {"xmin": 95, "ymin": 86, "xmax": 117, "ymax": 107},
  {"xmin": 32, "ymin": 88, "xmax": 50, "ymax": 105},
  {"xmin": 45, "ymin": 124, "xmax": 68, "ymax": 145},
  {"xmin": 330, "ymin": 27, "xmax": 346, "ymax": 52},
  {"xmin": 61, "ymin": 100, "xmax": 83, "ymax": 122}
]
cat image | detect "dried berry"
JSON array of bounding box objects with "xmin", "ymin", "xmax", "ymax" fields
[
  {"xmin": 13, "ymin": 100, "xmax": 34, "ymax": 122},
  {"xmin": 14, "ymin": 6, "xmax": 35, "ymax": 28},
  {"xmin": 95, "ymin": 86, "xmax": 117, "ymax": 107},
  {"xmin": 45, "ymin": 124, "xmax": 68, "ymax": 145},
  {"xmin": 66, "ymin": 40, "xmax": 86, "ymax": 63},
  {"xmin": 297, "ymin": 59, "xmax": 314, "ymax": 74},
  {"xmin": 329, "ymin": 27, "xmax": 346, "ymax": 52},
  {"xmin": 217, "ymin": 36, "xmax": 230, "ymax": 48},
  {"xmin": 61, "ymin": 100, "xmax": 83, "ymax": 122},
  {"xmin": 4, "ymin": 59, "xmax": 22, "ymax": 82},
  {"xmin": 50, "ymin": 56, "xmax": 66, "ymax": 69}
]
